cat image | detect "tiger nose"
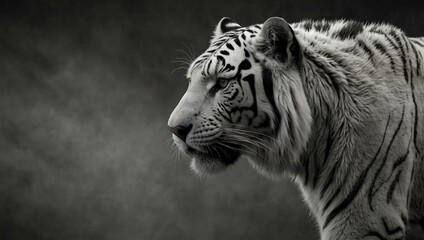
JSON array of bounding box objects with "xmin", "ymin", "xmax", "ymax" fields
[{"xmin": 169, "ymin": 124, "xmax": 193, "ymax": 142}]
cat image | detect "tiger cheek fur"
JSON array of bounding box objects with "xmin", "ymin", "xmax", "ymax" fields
[{"xmin": 169, "ymin": 16, "xmax": 424, "ymax": 240}]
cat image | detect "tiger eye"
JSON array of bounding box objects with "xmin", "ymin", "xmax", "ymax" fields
[{"xmin": 219, "ymin": 78, "xmax": 229, "ymax": 88}]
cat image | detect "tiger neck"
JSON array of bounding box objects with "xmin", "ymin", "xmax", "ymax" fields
[{"xmin": 293, "ymin": 48, "xmax": 360, "ymax": 225}]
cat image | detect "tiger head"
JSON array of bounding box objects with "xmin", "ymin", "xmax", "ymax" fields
[{"xmin": 168, "ymin": 17, "xmax": 312, "ymax": 178}]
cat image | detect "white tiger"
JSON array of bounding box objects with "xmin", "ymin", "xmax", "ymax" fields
[{"xmin": 168, "ymin": 17, "xmax": 424, "ymax": 239}]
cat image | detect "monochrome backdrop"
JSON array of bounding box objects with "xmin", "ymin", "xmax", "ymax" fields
[{"xmin": 0, "ymin": 0, "xmax": 423, "ymax": 239}]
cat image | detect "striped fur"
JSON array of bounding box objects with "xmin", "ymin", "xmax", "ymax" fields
[{"xmin": 168, "ymin": 17, "xmax": 424, "ymax": 239}]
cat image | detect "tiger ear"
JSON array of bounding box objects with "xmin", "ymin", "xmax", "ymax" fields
[
  {"xmin": 214, "ymin": 17, "xmax": 241, "ymax": 37},
  {"xmin": 258, "ymin": 17, "xmax": 300, "ymax": 64}
]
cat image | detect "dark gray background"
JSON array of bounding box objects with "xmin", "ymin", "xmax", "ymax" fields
[{"xmin": 0, "ymin": 0, "xmax": 423, "ymax": 239}]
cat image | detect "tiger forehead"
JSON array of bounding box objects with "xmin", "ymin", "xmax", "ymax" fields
[{"xmin": 187, "ymin": 26, "xmax": 261, "ymax": 77}]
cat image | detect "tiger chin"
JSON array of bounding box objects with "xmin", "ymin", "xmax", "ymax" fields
[
  {"xmin": 171, "ymin": 131, "xmax": 241, "ymax": 174},
  {"xmin": 168, "ymin": 17, "xmax": 424, "ymax": 239}
]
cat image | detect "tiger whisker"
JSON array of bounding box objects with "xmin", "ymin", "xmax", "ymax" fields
[
  {"xmin": 218, "ymin": 141, "xmax": 269, "ymax": 162},
  {"xmin": 171, "ymin": 66, "xmax": 189, "ymax": 74},
  {"xmin": 166, "ymin": 137, "xmax": 175, "ymax": 147},
  {"xmin": 211, "ymin": 144, "xmax": 226, "ymax": 161},
  {"xmin": 223, "ymin": 132, "xmax": 276, "ymax": 153},
  {"xmin": 221, "ymin": 123, "xmax": 281, "ymax": 142},
  {"xmin": 224, "ymin": 127, "xmax": 287, "ymax": 149},
  {"xmin": 173, "ymin": 58, "xmax": 191, "ymax": 64},
  {"xmin": 176, "ymin": 49, "xmax": 194, "ymax": 63},
  {"xmin": 222, "ymin": 128, "xmax": 280, "ymax": 143},
  {"xmin": 223, "ymin": 129, "xmax": 278, "ymax": 147},
  {"xmin": 216, "ymin": 144, "xmax": 231, "ymax": 159},
  {"xmin": 182, "ymin": 42, "xmax": 196, "ymax": 61},
  {"xmin": 172, "ymin": 58, "xmax": 192, "ymax": 64},
  {"xmin": 171, "ymin": 60, "xmax": 191, "ymax": 65}
]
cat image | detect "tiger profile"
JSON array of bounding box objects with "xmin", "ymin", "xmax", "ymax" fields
[{"xmin": 168, "ymin": 17, "xmax": 424, "ymax": 239}]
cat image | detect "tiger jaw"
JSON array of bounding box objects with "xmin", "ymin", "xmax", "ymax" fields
[{"xmin": 172, "ymin": 134, "xmax": 241, "ymax": 174}]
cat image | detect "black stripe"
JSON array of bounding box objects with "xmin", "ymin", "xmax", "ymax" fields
[
  {"xmin": 228, "ymin": 89, "xmax": 239, "ymax": 101},
  {"xmin": 303, "ymin": 20, "xmax": 313, "ymax": 31},
  {"xmin": 311, "ymin": 158, "xmax": 321, "ymax": 189},
  {"xmin": 410, "ymin": 71, "xmax": 421, "ymax": 155},
  {"xmin": 313, "ymin": 21, "xmax": 323, "ymax": 31},
  {"xmin": 372, "ymin": 40, "xmax": 389, "ymax": 55},
  {"xmin": 212, "ymin": 40, "xmax": 224, "ymax": 47},
  {"xmin": 371, "ymin": 167, "xmax": 399, "ymax": 203},
  {"xmin": 322, "ymin": 181, "xmax": 341, "ymax": 212},
  {"xmin": 386, "ymin": 170, "xmax": 402, "ymax": 204},
  {"xmin": 368, "ymin": 106, "xmax": 405, "ymax": 211},
  {"xmin": 321, "ymin": 22, "xmax": 331, "ymax": 32},
  {"xmin": 392, "ymin": 149, "xmax": 410, "ymax": 171},
  {"xmin": 401, "ymin": 34, "xmax": 410, "ymax": 52},
  {"xmin": 401, "ymin": 214, "xmax": 407, "ymax": 226},
  {"xmin": 323, "ymin": 127, "xmax": 333, "ymax": 165},
  {"xmin": 322, "ymin": 167, "xmax": 351, "ymax": 213},
  {"xmin": 335, "ymin": 21, "xmax": 363, "ymax": 40},
  {"xmin": 220, "ymin": 64, "xmax": 235, "ymax": 73},
  {"xmin": 304, "ymin": 95, "xmax": 321, "ymax": 186},
  {"xmin": 322, "ymin": 114, "xmax": 392, "ymax": 229},
  {"xmin": 287, "ymin": 112, "xmax": 296, "ymax": 146},
  {"xmin": 316, "ymin": 126, "xmax": 334, "ymax": 191},
  {"xmin": 216, "ymin": 55, "xmax": 226, "ymax": 66},
  {"xmin": 407, "ymin": 55, "xmax": 414, "ymax": 87},
  {"xmin": 226, "ymin": 43, "xmax": 234, "ymax": 50},
  {"xmin": 390, "ymin": 30, "xmax": 409, "ymax": 82},
  {"xmin": 192, "ymin": 58, "xmax": 203, "ymax": 69},
  {"xmin": 206, "ymin": 59, "xmax": 213, "ymax": 74},
  {"xmin": 244, "ymin": 49, "xmax": 250, "ymax": 58},
  {"xmin": 357, "ymin": 39, "xmax": 375, "ymax": 66},
  {"xmin": 411, "ymin": 38, "xmax": 424, "ymax": 47},
  {"xmin": 262, "ymin": 68, "xmax": 281, "ymax": 134},
  {"xmin": 364, "ymin": 231, "xmax": 389, "ymax": 240},
  {"xmin": 381, "ymin": 33, "xmax": 403, "ymax": 79},
  {"xmin": 319, "ymin": 162, "xmax": 338, "ymax": 197},
  {"xmin": 382, "ymin": 217, "xmax": 404, "ymax": 235},
  {"xmin": 303, "ymin": 156, "xmax": 310, "ymax": 185},
  {"xmin": 407, "ymin": 166, "xmax": 414, "ymax": 206},
  {"xmin": 241, "ymin": 74, "xmax": 258, "ymax": 123},
  {"xmin": 238, "ymin": 59, "xmax": 251, "ymax": 70},
  {"xmin": 220, "ymin": 50, "xmax": 229, "ymax": 55},
  {"xmin": 201, "ymin": 58, "xmax": 209, "ymax": 76},
  {"xmin": 373, "ymin": 40, "xmax": 396, "ymax": 74},
  {"xmin": 392, "ymin": 126, "xmax": 411, "ymax": 171},
  {"xmin": 407, "ymin": 41, "xmax": 422, "ymax": 156},
  {"xmin": 234, "ymin": 38, "xmax": 241, "ymax": 47},
  {"xmin": 216, "ymin": 105, "xmax": 231, "ymax": 122},
  {"xmin": 382, "ymin": 33, "xmax": 398, "ymax": 50},
  {"xmin": 410, "ymin": 40, "xmax": 421, "ymax": 76}
]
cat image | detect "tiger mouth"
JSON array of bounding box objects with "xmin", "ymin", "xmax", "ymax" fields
[{"xmin": 187, "ymin": 143, "xmax": 241, "ymax": 165}]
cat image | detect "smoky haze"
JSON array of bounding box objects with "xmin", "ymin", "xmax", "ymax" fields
[{"xmin": 0, "ymin": 0, "xmax": 423, "ymax": 240}]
